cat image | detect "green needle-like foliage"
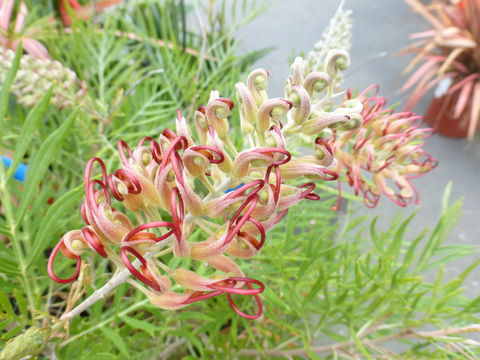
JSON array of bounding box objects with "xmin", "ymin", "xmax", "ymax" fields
[{"xmin": 0, "ymin": 2, "xmax": 478, "ymax": 360}]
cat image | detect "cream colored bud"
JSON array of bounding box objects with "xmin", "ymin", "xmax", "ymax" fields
[
  {"xmin": 167, "ymin": 169, "xmax": 176, "ymax": 182},
  {"xmin": 215, "ymin": 107, "xmax": 229, "ymax": 119},
  {"xmin": 237, "ymin": 237, "xmax": 250, "ymax": 250},
  {"xmin": 266, "ymin": 136, "xmax": 277, "ymax": 148},
  {"xmin": 315, "ymin": 148, "xmax": 326, "ymax": 160},
  {"xmin": 290, "ymin": 93, "xmax": 300, "ymax": 107},
  {"xmin": 313, "ymin": 79, "xmax": 328, "ymax": 92},
  {"xmin": 270, "ymin": 106, "xmax": 286, "ymax": 120},
  {"xmin": 71, "ymin": 239, "xmax": 84, "ymax": 252},
  {"xmin": 116, "ymin": 181, "xmax": 128, "ymax": 195},
  {"xmin": 251, "ymin": 159, "xmax": 269, "ymax": 167},
  {"xmin": 400, "ymin": 187, "xmax": 414, "ymax": 198},
  {"xmin": 241, "ymin": 119, "xmax": 254, "ymax": 134},
  {"xmin": 142, "ymin": 152, "xmax": 152, "ymax": 166},
  {"xmin": 193, "ymin": 156, "xmax": 207, "ymax": 167},
  {"xmin": 197, "ymin": 116, "xmax": 208, "ymax": 130},
  {"xmin": 254, "ymin": 75, "xmax": 268, "ymax": 90},
  {"xmin": 258, "ymin": 188, "xmax": 270, "ymax": 204},
  {"xmin": 335, "ymin": 56, "xmax": 349, "ymax": 70}
]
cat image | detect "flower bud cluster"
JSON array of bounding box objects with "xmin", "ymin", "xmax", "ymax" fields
[{"xmin": 0, "ymin": 47, "xmax": 86, "ymax": 108}]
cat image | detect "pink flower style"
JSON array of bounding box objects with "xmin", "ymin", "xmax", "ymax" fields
[{"xmin": 330, "ymin": 85, "xmax": 438, "ymax": 208}]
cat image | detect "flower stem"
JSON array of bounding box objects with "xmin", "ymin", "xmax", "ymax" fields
[
  {"xmin": 60, "ymin": 267, "xmax": 131, "ymax": 321},
  {"xmin": 60, "ymin": 299, "xmax": 149, "ymax": 347}
]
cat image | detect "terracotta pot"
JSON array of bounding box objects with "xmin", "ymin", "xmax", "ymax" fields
[{"xmin": 424, "ymin": 92, "xmax": 471, "ymax": 138}]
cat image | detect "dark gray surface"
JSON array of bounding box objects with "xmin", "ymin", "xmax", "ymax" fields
[{"xmin": 236, "ymin": 0, "xmax": 480, "ymax": 293}]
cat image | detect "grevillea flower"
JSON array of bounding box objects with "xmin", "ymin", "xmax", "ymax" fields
[
  {"xmin": 47, "ymin": 50, "xmax": 392, "ymax": 319},
  {"xmin": 330, "ymin": 85, "xmax": 438, "ymax": 208},
  {"xmin": 0, "ymin": 0, "xmax": 50, "ymax": 59}
]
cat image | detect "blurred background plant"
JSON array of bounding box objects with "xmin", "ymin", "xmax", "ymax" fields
[
  {"xmin": 401, "ymin": 0, "xmax": 480, "ymax": 139},
  {"xmin": 0, "ymin": 1, "xmax": 479, "ymax": 359},
  {"xmin": 305, "ymin": 1, "xmax": 352, "ymax": 84}
]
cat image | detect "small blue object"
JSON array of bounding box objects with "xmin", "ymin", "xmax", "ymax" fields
[
  {"xmin": 1, "ymin": 156, "xmax": 28, "ymax": 181},
  {"xmin": 225, "ymin": 183, "xmax": 245, "ymax": 194}
]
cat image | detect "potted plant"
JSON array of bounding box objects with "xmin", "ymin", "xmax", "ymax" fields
[{"xmin": 401, "ymin": 0, "xmax": 480, "ymax": 139}]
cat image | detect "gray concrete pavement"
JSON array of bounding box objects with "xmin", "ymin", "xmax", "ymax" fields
[{"xmin": 236, "ymin": 0, "xmax": 480, "ymax": 294}]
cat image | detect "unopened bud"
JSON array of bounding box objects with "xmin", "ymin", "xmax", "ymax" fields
[
  {"xmin": 400, "ymin": 187, "xmax": 413, "ymax": 198},
  {"xmin": 193, "ymin": 156, "xmax": 207, "ymax": 167},
  {"xmin": 290, "ymin": 93, "xmax": 300, "ymax": 107},
  {"xmin": 215, "ymin": 107, "xmax": 229, "ymax": 119},
  {"xmin": 142, "ymin": 152, "xmax": 151, "ymax": 166},
  {"xmin": 313, "ymin": 79, "xmax": 328, "ymax": 92},
  {"xmin": 315, "ymin": 148, "xmax": 326, "ymax": 160},
  {"xmin": 241, "ymin": 120, "xmax": 254, "ymax": 134},
  {"xmin": 196, "ymin": 115, "xmax": 208, "ymax": 130},
  {"xmin": 270, "ymin": 106, "xmax": 285, "ymax": 120},
  {"xmin": 258, "ymin": 188, "xmax": 270, "ymax": 204},
  {"xmin": 251, "ymin": 159, "xmax": 269, "ymax": 167},
  {"xmin": 167, "ymin": 169, "xmax": 176, "ymax": 182},
  {"xmin": 335, "ymin": 56, "xmax": 349, "ymax": 71},
  {"xmin": 116, "ymin": 182, "xmax": 128, "ymax": 195},
  {"xmin": 254, "ymin": 75, "xmax": 268, "ymax": 90},
  {"xmin": 237, "ymin": 237, "xmax": 250, "ymax": 250},
  {"xmin": 71, "ymin": 240, "xmax": 84, "ymax": 252},
  {"xmin": 0, "ymin": 326, "xmax": 51, "ymax": 360},
  {"xmin": 265, "ymin": 136, "xmax": 277, "ymax": 148}
]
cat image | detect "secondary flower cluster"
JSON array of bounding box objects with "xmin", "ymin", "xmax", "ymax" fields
[
  {"xmin": 48, "ymin": 51, "xmax": 364, "ymax": 319},
  {"xmin": 0, "ymin": 47, "xmax": 86, "ymax": 108},
  {"xmin": 331, "ymin": 85, "xmax": 438, "ymax": 208},
  {"xmin": 289, "ymin": 51, "xmax": 437, "ymax": 208}
]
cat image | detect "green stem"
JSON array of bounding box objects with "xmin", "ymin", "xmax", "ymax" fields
[
  {"xmin": 59, "ymin": 299, "xmax": 149, "ymax": 347},
  {"xmin": 0, "ymin": 176, "xmax": 36, "ymax": 316}
]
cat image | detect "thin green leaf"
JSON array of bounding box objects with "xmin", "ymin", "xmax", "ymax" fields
[
  {"xmin": 0, "ymin": 43, "xmax": 22, "ymax": 145},
  {"xmin": 6, "ymin": 88, "xmax": 53, "ymax": 183},
  {"xmin": 370, "ymin": 216, "xmax": 382, "ymax": 252},
  {"xmin": 99, "ymin": 327, "xmax": 130, "ymax": 358},
  {"xmin": 350, "ymin": 327, "xmax": 373, "ymax": 360},
  {"xmin": 0, "ymin": 292, "xmax": 14, "ymax": 316},
  {"xmin": 441, "ymin": 181, "xmax": 453, "ymax": 213},
  {"xmin": 120, "ymin": 315, "xmax": 158, "ymax": 335},
  {"xmin": 16, "ymin": 108, "xmax": 79, "ymax": 224},
  {"xmin": 27, "ymin": 185, "xmax": 83, "ymax": 266},
  {"xmin": 13, "ymin": 288, "xmax": 28, "ymax": 319}
]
